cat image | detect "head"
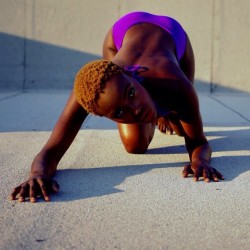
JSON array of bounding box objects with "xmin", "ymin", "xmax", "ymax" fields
[{"xmin": 74, "ymin": 59, "xmax": 157, "ymax": 124}]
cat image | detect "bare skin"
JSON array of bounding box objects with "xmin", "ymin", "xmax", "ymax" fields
[
  {"xmin": 10, "ymin": 91, "xmax": 87, "ymax": 202},
  {"xmin": 102, "ymin": 23, "xmax": 223, "ymax": 181},
  {"xmin": 10, "ymin": 22, "xmax": 224, "ymax": 203}
]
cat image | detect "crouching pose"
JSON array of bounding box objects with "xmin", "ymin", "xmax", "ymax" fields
[{"xmin": 10, "ymin": 12, "xmax": 224, "ymax": 203}]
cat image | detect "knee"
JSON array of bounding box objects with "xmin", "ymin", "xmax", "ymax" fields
[
  {"xmin": 118, "ymin": 123, "xmax": 155, "ymax": 154},
  {"xmin": 122, "ymin": 137, "xmax": 149, "ymax": 154}
]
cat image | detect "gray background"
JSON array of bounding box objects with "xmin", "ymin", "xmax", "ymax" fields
[{"xmin": 1, "ymin": 0, "xmax": 250, "ymax": 92}]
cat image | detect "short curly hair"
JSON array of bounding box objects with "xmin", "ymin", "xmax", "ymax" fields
[{"xmin": 74, "ymin": 59, "xmax": 126, "ymax": 114}]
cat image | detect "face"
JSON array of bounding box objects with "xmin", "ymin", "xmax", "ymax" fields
[{"xmin": 96, "ymin": 73, "xmax": 157, "ymax": 124}]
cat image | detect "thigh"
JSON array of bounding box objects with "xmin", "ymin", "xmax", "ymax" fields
[{"xmin": 117, "ymin": 123, "xmax": 155, "ymax": 154}]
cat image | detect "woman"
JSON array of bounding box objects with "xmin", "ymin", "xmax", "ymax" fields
[{"xmin": 10, "ymin": 12, "xmax": 224, "ymax": 203}]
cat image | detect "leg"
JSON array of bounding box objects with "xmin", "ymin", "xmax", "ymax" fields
[{"xmin": 117, "ymin": 123, "xmax": 155, "ymax": 154}]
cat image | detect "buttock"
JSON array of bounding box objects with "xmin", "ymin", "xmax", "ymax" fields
[{"xmin": 112, "ymin": 11, "xmax": 187, "ymax": 62}]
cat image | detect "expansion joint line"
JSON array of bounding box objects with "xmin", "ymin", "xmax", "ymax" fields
[{"xmin": 209, "ymin": 95, "xmax": 250, "ymax": 123}]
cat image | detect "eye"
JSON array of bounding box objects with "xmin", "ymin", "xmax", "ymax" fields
[
  {"xmin": 114, "ymin": 108, "xmax": 123, "ymax": 118},
  {"xmin": 128, "ymin": 87, "xmax": 135, "ymax": 98}
]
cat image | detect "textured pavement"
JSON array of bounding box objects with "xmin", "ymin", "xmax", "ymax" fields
[{"xmin": 1, "ymin": 91, "xmax": 250, "ymax": 250}]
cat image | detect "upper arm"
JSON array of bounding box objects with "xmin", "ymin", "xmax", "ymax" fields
[
  {"xmin": 177, "ymin": 83, "xmax": 207, "ymax": 153},
  {"xmin": 102, "ymin": 27, "xmax": 118, "ymax": 60},
  {"xmin": 174, "ymin": 83, "xmax": 207, "ymax": 159},
  {"xmin": 161, "ymin": 60, "xmax": 204, "ymax": 142}
]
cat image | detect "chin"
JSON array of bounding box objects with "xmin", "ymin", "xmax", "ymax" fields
[{"xmin": 142, "ymin": 116, "xmax": 157, "ymax": 124}]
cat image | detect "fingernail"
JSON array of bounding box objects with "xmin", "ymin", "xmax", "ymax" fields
[
  {"xmin": 18, "ymin": 197, "xmax": 25, "ymax": 202},
  {"xmin": 45, "ymin": 196, "xmax": 51, "ymax": 202},
  {"xmin": 30, "ymin": 197, "xmax": 36, "ymax": 203}
]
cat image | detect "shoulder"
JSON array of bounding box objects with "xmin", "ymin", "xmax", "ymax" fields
[
  {"xmin": 102, "ymin": 27, "xmax": 117, "ymax": 60},
  {"xmin": 146, "ymin": 60, "xmax": 198, "ymax": 116}
]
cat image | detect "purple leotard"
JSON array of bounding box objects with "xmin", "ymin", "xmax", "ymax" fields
[{"xmin": 112, "ymin": 12, "xmax": 187, "ymax": 62}]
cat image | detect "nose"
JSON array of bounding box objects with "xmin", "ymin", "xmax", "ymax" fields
[{"xmin": 131, "ymin": 104, "xmax": 141, "ymax": 117}]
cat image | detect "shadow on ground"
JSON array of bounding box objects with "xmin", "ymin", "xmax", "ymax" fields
[
  {"xmin": 50, "ymin": 125, "xmax": 250, "ymax": 202},
  {"xmin": 2, "ymin": 125, "xmax": 249, "ymax": 203},
  {"xmin": 51, "ymin": 151, "xmax": 249, "ymax": 203},
  {"xmin": 52, "ymin": 161, "xmax": 185, "ymax": 202},
  {"xmin": 147, "ymin": 126, "xmax": 250, "ymax": 155}
]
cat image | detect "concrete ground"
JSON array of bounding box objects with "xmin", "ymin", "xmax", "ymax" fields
[{"xmin": 0, "ymin": 90, "xmax": 250, "ymax": 250}]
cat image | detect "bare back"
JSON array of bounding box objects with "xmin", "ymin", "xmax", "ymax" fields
[{"xmin": 103, "ymin": 23, "xmax": 194, "ymax": 82}]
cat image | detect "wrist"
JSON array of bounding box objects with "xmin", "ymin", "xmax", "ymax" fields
[{"xmin": 31, "ymin": 151, "xmax": 58, "ymax": 177}]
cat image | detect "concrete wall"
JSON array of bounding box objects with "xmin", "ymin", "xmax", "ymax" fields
[{"xmin": 0, "ymin": 0, "xmax": 250, "ymax": 92}]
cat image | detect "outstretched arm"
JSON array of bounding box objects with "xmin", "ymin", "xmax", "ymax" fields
[
  {"xmin": 10, "ymin": 91, "xmax": 88, "ymax": 202},
  {"xmin": 178, "ymin": 83, "xmax": 224, "ymax": 182},
  {"xmin": 153, "ymin": 59, "xmax": 224, "ymax": 182}
]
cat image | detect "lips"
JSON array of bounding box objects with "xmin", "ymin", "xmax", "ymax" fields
[{"xmin": 140, "ymin": 106, "xmax": 156, "ymax": 123}]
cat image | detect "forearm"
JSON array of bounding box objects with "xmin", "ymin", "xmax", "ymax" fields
[
  {"xmin": 44, "ymin": 107, "xmax": 87, "ymax": 162},
  {"xmin": 11, "ymin": 92, "xmax": 87, "ymax": 202},
  {"xmin": 31, "ymin": 91, "xmax": 88, "ymax": 177},
  {"xmin": 31, "ymin": 109, "xmax": 87, "ymax": 176}
]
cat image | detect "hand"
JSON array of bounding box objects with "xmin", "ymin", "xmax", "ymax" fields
[
  {"xmin": 9, "ymin": 175, "xmax": 59, "ymax": 203},
  {"xmin": 182, "ymin": 159, "xmax": 224, "ymax": 182},
  {"xmin": 157, "ymin": 116, "xmax": 173, "ymax": 134}
]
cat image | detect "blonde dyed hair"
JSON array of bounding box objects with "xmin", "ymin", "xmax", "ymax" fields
[{"xmin": 74, "ymin": 59, "xmax": 125, "ymax": 114}]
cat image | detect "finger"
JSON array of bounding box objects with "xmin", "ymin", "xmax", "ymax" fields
[
  {"xmin": 212, "ymin": 174, "xmax": 219, "ymax": 182},
  {"xmin": 193, "ymin": 176, "xmax": 199, "ymax": 182},
  {"xmin": 9, "ymin": 186, "xmax": 22, "ymax": 200},
  {"xmin": 203, "ymin": 169, "xmax": 210, "ymax": 182},
  {"xmin": 182, "ymin": 165, "xmax": 189, "ymax": 178},
  {"xmin": 207, "ymin": 168, "xmax": 218, "ymax": 182},
  {"xmin": 167, "ymin": 126, "xmax": 174, "ymax": 135},
  {"xmin": 182, "ymin": 164, "xmax": 192, "ymax": 178},
  {"xmin": 158, "ymin": 124, "xmax": 162, "ymax": 133},
  {"xmin": 212, "ymin": 168, "xmax": 225, "ymax": 180},
  {"xmin": 193, "ymin": 169, "xmax": 202, "ymax": 182},
  {"xmin": 29, "ymin": 179, "xmax": 38, "ymax": 203},
  {"xmin": 162, "ymin": 126, "xmax": 166, "ymax": 133},
  {"xmin": 51, "ymin": 180, "xmax": 60, "ymax": 193},
  {"xmin": 18, "ymin": 185, "xmax": 29, "ymax": 202},
  {"xmin": 36, "ymin": 178, "xmax": 51, "ymax": 202},
  {"xmin": 160, "ymin": 124, "xmax": 166, "ymax": 133}
]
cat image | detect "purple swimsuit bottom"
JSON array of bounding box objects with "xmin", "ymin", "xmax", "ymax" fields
[{"xmin": 112, "ymin": 11, "xmax": 187, "ymax": 62}]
